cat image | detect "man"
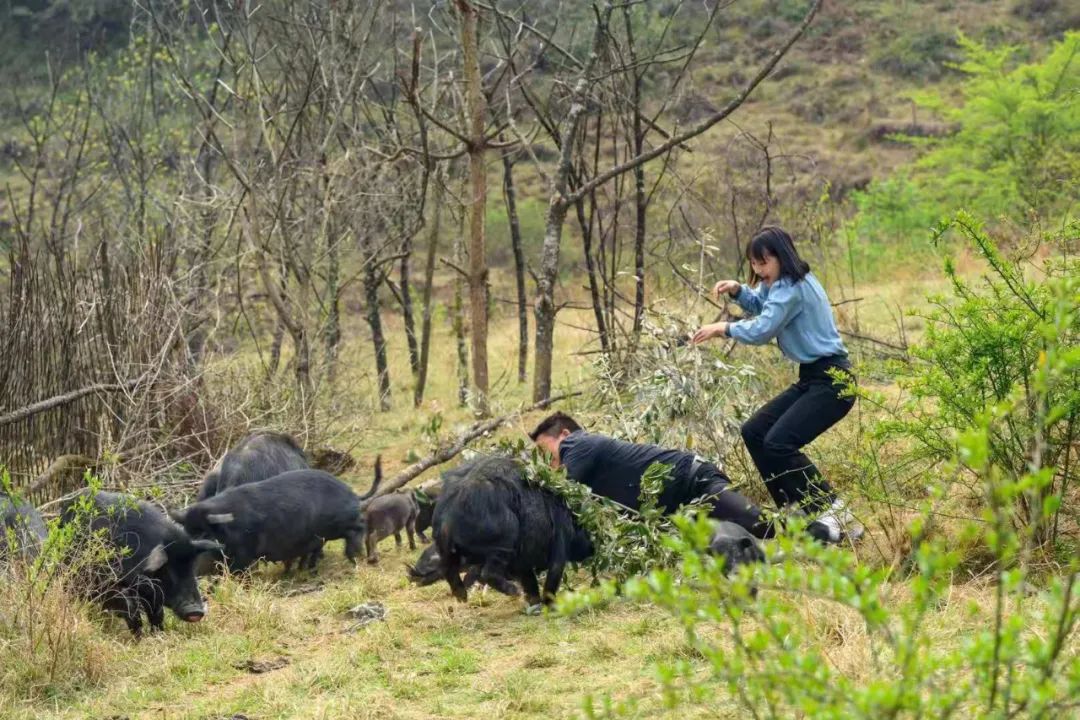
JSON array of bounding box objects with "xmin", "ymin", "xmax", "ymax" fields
[{"xmin": 529, "ymin": 411, "xmax": 832, "ymax": 542}]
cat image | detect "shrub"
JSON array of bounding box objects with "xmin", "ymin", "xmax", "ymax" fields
[
  {"xmin": 877, "ymin": 214, "xmax": 1079, "ymax": 545},
  {"xmin": 913, "ymin": 32, "xmax": 1080, "ymax": 222},
  {"xmin": 871, "ymin": 29, "xmax": 961, "ymax": 81}
]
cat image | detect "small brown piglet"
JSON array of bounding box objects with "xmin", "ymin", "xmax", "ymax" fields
[{"xmin": 363, "ymin": 492, "xmax": 420, "ymax": 564}]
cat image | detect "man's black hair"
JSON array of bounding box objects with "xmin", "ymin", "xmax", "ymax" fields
[
  {"xmin": 528, "ymin": 411, "xmax": 582, "ymax": 441},
  {"xmin": 746, "ymin": 226, "xmax": 810, "ymax": 283}
]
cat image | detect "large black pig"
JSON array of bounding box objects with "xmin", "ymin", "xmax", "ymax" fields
[
  {"xmin": 59, "ymin": 491, "xmax": 222, "ymax": 636},
  {"xmin": 172, "ymin": 460, "xmax": 382, "ymax": 574},
  {"xmin": 432, "ymin": 456, "xmax": 593, "ymax": 608},
  {"xmin": 414, "ymin": 455, "xmax": 491, "ymax": 537},
  {"xmin": 1, "ymin": 491, "xmax": 47, "ymax": 561},
  {"xmin": 197, "ymin": 431, "xmax": 309, "ymax": 501}
]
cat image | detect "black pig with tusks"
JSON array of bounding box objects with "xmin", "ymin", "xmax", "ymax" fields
[
  {"xmin": 172, "ymin": 460, "xmax": 381, "ymax": 574},
  {"xmin": 432, "ymin": 456, "xmax": 593, "ymax": 608},
  {"xmin": 60, "ymin": 491, "xmax": 222, "ymax": 636},
  {"xmin": 197, "ymin": 431, "xmax": 309, "ymax": 501}
]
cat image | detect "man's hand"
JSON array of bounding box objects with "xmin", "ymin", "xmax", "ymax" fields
[
  {"xmin": 691, "ymin": 321, "xmax": 729, "ymax": 345},
  {"xmin": 712, "ymin": 280, "xmax": 741, "ymax": 299}
]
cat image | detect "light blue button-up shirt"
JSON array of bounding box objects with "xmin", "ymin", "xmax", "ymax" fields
[{"xmin": 728, "ymin": 273, "xmax": 847, "ymax": 364}]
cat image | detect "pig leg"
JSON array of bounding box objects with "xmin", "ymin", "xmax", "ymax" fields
[
  {"xmin": 134, "ymin": 578, "xmax": 165, "ymax": 631},
  {"xmin": 306, "ymin": 543, "xmax": 324, "ymax": 573},
  {"xmin": 344, "ymin": 529, "xmax": 363, "ymax": 566},
  {"xmin": 541, "ymin": 561, "xmax": 567, "ymax": 605},
  {"xmin": 443, "ymin": 549, "xmax": 469, "ymax": 603},
  {"xmin": 479, "ymin": 554, "xmax": 520, "ymax": 598},
  {"xmin": 462, "ymin": 565, "xmax": 482, "ymax": 589},
  {"xmin": 103, "ymin": 589, "xmax": 143, "ymax": 636},
  {"xmin": 394, "ymin": 529, "xmax": 403, "ymax": 547},
  {"xmin": 406, "ymin": 517, "xmax": 417, "ymax": 550},
  {"xmin": 520, "ymin": 571, "xmax": 542, "ymax": 607},
  {"xmin": 282, "ymin": 559, "xmax": 294, "ymax": 575},
  {"xmin": 365, "ymin": 529, "xmax": 379, "ymax": 565},
  {"xmin": 542, "ymin": 531, "xmax": 570, "ymax": 604}
]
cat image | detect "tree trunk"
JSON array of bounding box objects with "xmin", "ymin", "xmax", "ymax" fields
[
  {"xmin": 361, "ymin": 239, "xmax": 391, "ymax": 411},
  {"xmin": 323, "ymin": 162, "xmax": 342, "ymax": 385},
  {"xmin": 574, "ymin": 191, "xmax": 610, "ymax": 355},
  {"xmin": 400, "ymin": 236, "xmax": 420, "ymax": 380},
  {"xmin": 534, "ymin": 197, "xmax": 571, "ymax": 403},
  {"xmin": 325, "ymin": 234, "xmax": 341, "ymax": 383},
  {"xmin": 247, "ymin": 195, "xmax": 313, "ymax": 403},
  {"xmin": 623, "ymin": 5, "xmax": 647, "ymax": 339},
  {"xmin": 533, "ymin": 2, "xmax": 614, "ymax": 403},
  {"xmin": 452, "ymin": 210, "xmax": 470, "ymax": 407},
  {"xmin": 415, "ymin": 171, "xmax": 445, "ymax": 407},
  {"xmin": 458, "ymin": 0, "xmax": 490, "ymax": 415},
  {"xmin": 501, "ymin": 149, "xmax": 528, "ymax": 384}
]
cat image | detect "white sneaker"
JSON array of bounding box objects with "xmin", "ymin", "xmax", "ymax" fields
[{"xmin": 814, "ymin": 498, "xmax": 864, "ymax": 543}]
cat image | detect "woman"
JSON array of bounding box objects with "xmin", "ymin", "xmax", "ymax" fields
[{"xmin": 691, "ymin": 226, "xmax": 862, "ymax": 543}]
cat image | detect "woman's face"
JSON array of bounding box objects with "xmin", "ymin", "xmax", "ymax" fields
[{"xmin": 750, "ymin": 252, "xmax": 781, "ymax": 285}]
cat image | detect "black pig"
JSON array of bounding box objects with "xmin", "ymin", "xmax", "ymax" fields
[
  {"xmin": 60, "ymin": 491, "xmax": 222, "ymax": 635},
  {"xmin": 406, "ymin": 543, "xmax": 482, "ymax": 589},
  {"xmin": 1, "ymin": 491, "xmax": 47, "ymax": 561},
  {"xmin": 708, "ymin": 520, "xmax": 766, "ymax": 573},
  {"xmin": 173, "ymin": 460, "xmax": 382, "ymax": 574},
  {"xmin": 432, "ymin": 456, "xmax": 593, "ymax": 608},
  {"xmin": 198, "ymin": 431, "xmax": 309, "ymax": 501}
]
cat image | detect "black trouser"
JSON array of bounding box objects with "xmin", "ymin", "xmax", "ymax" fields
[
  {"xmin": 741, "ymin": 355, "xmax": 855, "ymax": 513},
  {"xmin": 690, "ymin": 463, "xmax": 774, "ymax": 540}
]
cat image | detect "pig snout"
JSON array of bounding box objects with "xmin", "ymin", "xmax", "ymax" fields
[{"xmin": 179, "ymin": 604, "xmax": 206, "ymax": 622}]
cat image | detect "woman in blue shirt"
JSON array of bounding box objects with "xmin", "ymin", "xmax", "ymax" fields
[{"xmin": 691, "ymin": 226, "xmax": 862, "ymax": 543}]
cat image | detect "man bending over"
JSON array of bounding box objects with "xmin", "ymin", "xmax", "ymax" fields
[{"xmin": 529, "ymin": 411, "xmax": 831, "ymax": 541}]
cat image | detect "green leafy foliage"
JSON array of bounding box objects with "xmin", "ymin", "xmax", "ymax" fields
[
  {"xmin": 848, "ymin": 32, "xmax": 1079, "ymax": 274},
  {"xmin": 500, "ymin": 437, "xmax": 694, "ymax": 583},
  {"xmin": 914, "ymin": 31, "xmax": 1080, "ymax": 221},
  {"xmin": 878, "ymin": 213, "xmax": 1079, "ymax": 540}
]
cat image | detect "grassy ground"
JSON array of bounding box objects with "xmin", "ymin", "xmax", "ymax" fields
[{"xmin": 1, "ymin": 265, "xmax": 984, "ymax": 720}]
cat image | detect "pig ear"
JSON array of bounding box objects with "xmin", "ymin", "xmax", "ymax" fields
[
  {"xmin": 206, "ymin": 513, "xmax": 234, "ymax": 524},
  {"xmin": 191, "ymin": 539, "xmax": 224, "ymax": 554},
  {"xmin": 143, "ymin": 544, "xmax": 169, "ymax": 572},
  {"xmin": 739, "ymin": 537, "xmax": 756, "ymax": 549}
]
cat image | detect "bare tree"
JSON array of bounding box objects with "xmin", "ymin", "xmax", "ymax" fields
[
  {"xmin": 457, "ymin": 0, "xmax": 491, "ymax": 416},
  {"xmin": 528, "ymin": 0, "xmax": 824, "ymax": 401}
]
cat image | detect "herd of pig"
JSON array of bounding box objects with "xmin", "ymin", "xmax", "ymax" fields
[{"xmin": 1, "ymin": 431, "xmax": 765, "ymax": 636}]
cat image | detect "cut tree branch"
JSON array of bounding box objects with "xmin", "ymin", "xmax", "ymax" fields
[{"xmin": 374, "ymin": 391, "xmax": 582, "ymax": 496}]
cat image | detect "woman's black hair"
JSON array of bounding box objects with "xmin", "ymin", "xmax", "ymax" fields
[{"xmin": 746, "ymin": 226, "xmax": 811, "ymax": 284}]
